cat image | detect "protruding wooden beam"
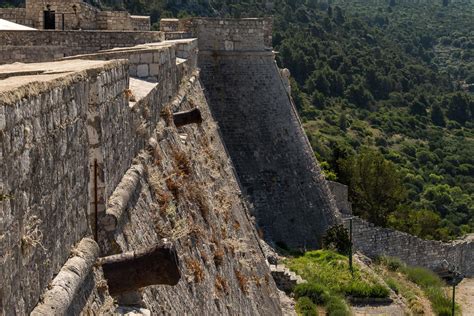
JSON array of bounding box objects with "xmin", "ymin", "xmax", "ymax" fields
[
  {"xmin": 97, "ymin": 240, "xmax": 180, "ymax": 295},
  {"xmin": 173, "ymin": 108, "xmax": 203, "ymax": 128}
]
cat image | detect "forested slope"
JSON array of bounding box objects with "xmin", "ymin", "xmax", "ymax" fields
[{"xmin": 3, "ymin": 0, "xmax": 472, "ymax": 240}]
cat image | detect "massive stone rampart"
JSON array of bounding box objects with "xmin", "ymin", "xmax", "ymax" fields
[
  {"xmin": 100, "ymin": 73, "xmax": 282, "ymax": 314},
  {"xmin": 0, "ymin": 40, "xmax": 193, "ymax": 313},
  {"xmin": 1, "ymin": 35, "xmax": 282, "ymax": 314},
  {"xmin": 160, "ymin": 18, "xmax": 341, "ymax": 248}
]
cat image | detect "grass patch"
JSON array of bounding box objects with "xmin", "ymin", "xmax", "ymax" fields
[
  {"xmin": 287, "ymin": 250, "xmax": 389, "ymax": 299},
  {"xmin": 289, "ymin": 250, "xmax": 389, "ymax": 316},
  {"xmin": 377, "ymin": 256, "xmax": 460, "ymax": 315},
  {"xmin": 402, "ymin": 266, "xmax": 458, "ymax": 315},
  {"xmin": 385, "ymin": 277, "xmax": 400, "ymax": 294}
]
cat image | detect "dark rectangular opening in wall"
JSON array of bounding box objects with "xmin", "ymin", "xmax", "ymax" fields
[{"xmin": 44, "ymin": 10, "xmax": 56, "ymax": 29}]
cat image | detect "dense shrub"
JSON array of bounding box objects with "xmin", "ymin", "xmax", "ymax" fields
[
  {"xmin": 294, "ymin": 283, "xmax": 329, "ymax": 305},
  {"xmin": 377, "ymin": 256, "xmax": 405, "ymax": 271},
  {"xmin": 343, "ymin": 281, "xmax": 390, "ymax": 298},
  {"xmin": 322, "ymin": 225, "xmax": 351, "ymax": 255},
  {"xmin": 296, "ymin": 297, "xmax": 319, "ymax": 316}
]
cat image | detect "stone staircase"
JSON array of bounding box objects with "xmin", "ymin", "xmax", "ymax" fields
[{"xmin": 270, "ymin": 264, "xmax": 306, "ymax": 293}]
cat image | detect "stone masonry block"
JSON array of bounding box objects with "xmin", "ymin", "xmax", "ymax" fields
[
  {"xmin": 137, "ymin": 64, "xmax": 149, "ymax": 78},
  {"xmin": 149, "ymin": 64, "xmax": 160, "ymax": 76}
]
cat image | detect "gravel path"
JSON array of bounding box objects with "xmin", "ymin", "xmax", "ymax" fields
[{"xmin": 458, "ymin": 278, "xmax": 474, "ymax": 316}]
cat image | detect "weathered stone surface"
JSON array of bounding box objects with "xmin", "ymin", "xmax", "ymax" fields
[
  {"xmin": 328, "ymin": 181, "xmax": 352, "ymax": 215},
  {"xmin": 104, "ymin": 74, "xmax": 283, "ymax": 315},
  {"xmin": 199, "ymin": 49, "xmax": 340, "ymax": 248}
]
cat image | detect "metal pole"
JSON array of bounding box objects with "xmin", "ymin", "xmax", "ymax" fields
[
  {"xmin": 349, "ymin": 218, "xmax": 353, "ymax": 276},
  {"xmin": 94, "ymin": 159, "xmax": 98, "ymax": 242},
  {"xmin": 452, "ymin": 283, "xmax": 455, "ymax": 316}
]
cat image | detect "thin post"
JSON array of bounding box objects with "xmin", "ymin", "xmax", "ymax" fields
[
  {"xmin": 62, "ymin": 13, "xmax": 65, "ymax": 30},
  {"xmin": 94, "ymin": 159, "xmax": 98, "ymax": 242},
  {"xmin": 452, "ymin": 283, "xmax": 456, "ymax": 316},
  {"xmin": 349, "ymin": 218, "xmax": 353, "ymax": 277}
]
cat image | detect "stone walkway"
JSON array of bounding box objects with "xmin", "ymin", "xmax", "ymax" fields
[{"xmin": 458, "ymin": 278, "xmax": 474, "ymax": 316}]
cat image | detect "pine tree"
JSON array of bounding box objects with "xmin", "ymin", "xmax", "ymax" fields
[{"xmin": 431, "ymin": 104, "xmax": 446, "ymax": 126}]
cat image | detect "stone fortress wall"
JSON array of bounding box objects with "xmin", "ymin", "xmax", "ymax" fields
[
  {"xmin": 0, "ymin": 30, "xmax": 163, "ymax": 64},
  {"xmin": 160, "ymin": 18, "xmax": 341, "ymax": 249},
  {"xmin": 0, "ymin": 39, "xmax": 195, "ymax": 314},
  {"xmin": 0, "ymin": 22, "xmax": 282, "ymax": 315},
  {"xmin": 1, "ymin": 59, "xmax": 129, "ymax": 314},
  {"xmin": 0, "ymin": 0, "xmax": 150, "ymax": 31}
]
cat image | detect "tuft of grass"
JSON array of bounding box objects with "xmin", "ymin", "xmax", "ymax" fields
[
  {"xmin": 160, "ymin": 106, "xmax": 173, "ymax": 125},
  {"xmin": 172, "ymin": 150, "xmax": 192, "ymax": 176},
  {"xmin": 296, "ymin": 297, "xmax": 319, "ymax": 316},
  {"xmin": 186, "ymin": 259, "xmax": 204, "ymax": 283},
  {"xmin": 213, "ymin": 247, "xmax": 224, "ymax": 268},
  {"xmin": 325, "ymin": 295, "xmax": 350, "ymax": 316},
  {"xmin": 166, "ymin": 177, "xmax": 181, "ymax": 198},
  {"xmin": 401, "ymin": 266, "xmax": 444, "ymax": 288},
  {"xmin": 377, "ymin": 257, "xmax": 460, "ymax": 315},
  {"xmin": 377, "ymin": 256, "xmax": 405, "ymax": 271},
  {"xmin": 294, "ymin": 283, "xmax": 350, "ymax": 316},
  {"xmin": 342, "ymin": 281, "xmax": 390, "ymax": 298},
  {"xmin": 215, "ymin": 275, "xmax": 229, "ymax": 295},
  {"xmin": 385, "ymin": 277, "xmax": 400, "ymax": 294},
  {"xmin": 187, "ymin": 183, "xmax": 211, "ymax": 222},
  {"xmin": 235, "ymin": 269, "xmax": 249, "ymax": 294}
]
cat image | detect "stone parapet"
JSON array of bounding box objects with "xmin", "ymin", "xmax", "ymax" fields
[
  {"xmin": 0, "ymin": 8, "xmax": 33, "ymax": 27},
  {"xmin": 160, "ymin": 17, "xmax": 273, "ymax": 52},
  {"xmin": 0, "ymin": 30, "xmax": 163, "ymax": 64}
]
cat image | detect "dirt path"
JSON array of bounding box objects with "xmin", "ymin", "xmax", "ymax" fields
[
  {"xmin": 458, "ymin": 278, "xmax": 474, "ymax": 316},
  {"xmin": 352, "ymin": 303, "xmax": 405, "ymax": 315}
]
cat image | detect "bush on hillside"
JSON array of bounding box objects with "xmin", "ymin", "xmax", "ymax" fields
[{"xmin": 296, "ymin": 297, "xmax": 319, "ymax": 316}]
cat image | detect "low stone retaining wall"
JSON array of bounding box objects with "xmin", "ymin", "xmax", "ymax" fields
[{"xmin": 344, "ymin": 216, "xmax": 474, "ymax": 277}]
